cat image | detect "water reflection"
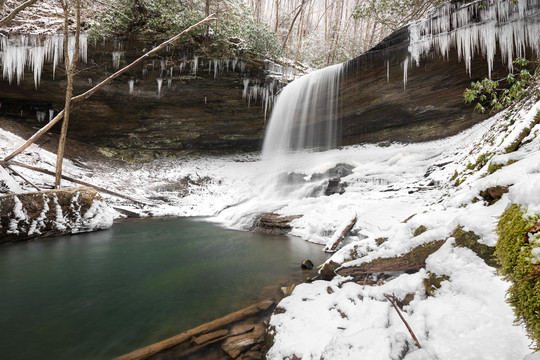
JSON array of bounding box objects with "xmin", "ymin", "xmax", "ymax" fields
[{"xmin": 0, "ymin": 217, "xmax": 327, "ymax": 360}]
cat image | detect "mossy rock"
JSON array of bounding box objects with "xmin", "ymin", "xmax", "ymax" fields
[
  {"xmin": 451, "ymin": 226, "xmax": 497, "ymax": 267},
  {"xmin": 413, "ymin": 225, "xmax": 427, "ymax": 237},
  {"xmin": 423, "ymin": 272, "xmax": 450, "ymax": 297},
  {"xmin": 319, "ymin": 260, "xmax": 341, "ymax": 280},
  {"xmin": 479, "ymin": 185, "xmax": 510, "ymax": 205},
  {"xmin": 495, "ymin": 204, "xmax": 540, "ymax": 349}
]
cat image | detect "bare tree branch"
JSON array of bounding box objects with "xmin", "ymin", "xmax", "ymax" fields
[
  {"xmin": 384, "ymin": 294, "xmax": 422, "ymax": 349},
  {"xmin": 0, "ymin": 0, "xmax": 40, "ymax": 27},
  {"xmin": 3, "ymin": 14, "xmax": 216, "ymax": 163}
]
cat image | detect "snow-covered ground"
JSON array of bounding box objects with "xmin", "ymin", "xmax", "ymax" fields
[{"xmin": 1, "ymin": 98, "xmax": 539, "ymax": 358}]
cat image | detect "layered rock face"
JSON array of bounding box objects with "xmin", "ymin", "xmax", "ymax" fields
[
  {"xmin": 339, "ymin": 0, "xmax": 540, "ymax": 144},
  {"xmin": 0, "ymin": 0, "xmax": 538, "ymax": 157},
  {"xmin": 0, "ymin": 37, "xmax": 285, "ymax": 158}
]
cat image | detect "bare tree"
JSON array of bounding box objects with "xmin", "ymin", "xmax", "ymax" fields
[{"xmin": 55, "ymin": 0, "xmax": 81, "ymax": 188}]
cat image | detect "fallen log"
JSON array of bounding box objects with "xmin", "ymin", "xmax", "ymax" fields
[
  {"xmin": 114, "ymin": 300, "xmax": 274, "ymax": 360},
  {"xmin": 1, "ymin": 161, "xmax": 150, "ymax": 206},
  {"xmin": 336, "ymin": 240, "xmax": 445, "ymax": 279},
  {"xmin": 325, "ymin": 214, "xmax": 357, "ymax": 253}
]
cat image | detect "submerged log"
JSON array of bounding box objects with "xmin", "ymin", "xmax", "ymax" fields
[{"xmin": 115, "ymin": 300, "xmax": 274, "ymax": 360}]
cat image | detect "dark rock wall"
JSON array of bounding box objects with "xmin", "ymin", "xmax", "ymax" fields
[{"xmin": 0, "ymin": 38, "xmax": 271, "ymax": 159}]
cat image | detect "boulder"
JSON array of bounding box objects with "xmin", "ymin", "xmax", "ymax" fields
[
  {"xmin": 249, "ymin": 213, "xmax": 302, "ymax": 235},
  {"xmin": 0, "ymin": 186, "xmax": 113, "ymax": 244}
]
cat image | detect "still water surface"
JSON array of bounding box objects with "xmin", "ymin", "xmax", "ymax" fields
[{"xmin": 0, "ymin": 217, "xmax": 327, "ymax": 360}]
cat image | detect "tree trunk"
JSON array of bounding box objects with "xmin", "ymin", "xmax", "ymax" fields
[
  {"xmin": 0, "ymin": 0, "xmax": 40, "ymax": 27},
  {"xmin": 55, "ymin": 0, "xmax": 80, "ymax": 189}
]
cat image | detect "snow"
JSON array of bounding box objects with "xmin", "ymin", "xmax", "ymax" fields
[{"xmin": 1, "ymin": 93, "xmax": 539, "ymax": 359}]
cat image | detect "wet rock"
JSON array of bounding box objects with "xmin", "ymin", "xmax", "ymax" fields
[
  {"xmin": 301, "ymin": 259, "xmax": 314, "ymax": 270},
  {"xmin": 320, "ymin": 260, "xmax": 341, "ymax": 280},
  {"xmin": 280, "ymin": 284, "xmax": 297, "ymax": 297},
  {"xmin": 221, "ymin": 324, "xmax": 265, "ymax": 359},
  {"xmin": 258, "ymin": 285, "xmax": 280, "ymax": 302},
  {"xmin": 249, "ymin": 213, "xmax": 302, "ymax": 235},
  {"xmin": 413, "ymin": 225, "xmax": 427, "ymax": 237},
  {"xmin": 324, "ymin": 178, "xmax": 348, "ymax": 196}
]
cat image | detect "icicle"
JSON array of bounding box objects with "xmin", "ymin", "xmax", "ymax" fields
[
  {"xmin": 36, "ymin": 111, "xmax": 46, "ymax": 123},
  {"xmin": 386, "ymin": 60, "xmax": 389, "ymax": 82},
  {"xmin": 88, "ymin": 78, "xmax": 92, "ymax": 85},
  {"xmin": 242, "ymin": 79, "xmax": 250, "ymax": 102},
  {"xmin": 192, "ymin": 55, "xmax": 199, "ymax": 75},
  {"xmin": 49, "ymin": 109, "xmax": 54, "ymax": 122},
  {"xmin": 213, "ymin": 59, "xmax": 219, "ymax": 79},
  {"xmin": 129, "ymin": 79, "xmax": 134, "ymax": 94},
  {"xmin": 402, "ymin": 58, "xmax": 408, "ymax": 90},
  {"xmin": 232, "ymin": 58, "xmax": 238, "ymax": 71},
  {"xmin": 112, "ymin": 51, "xmax": 124, "ymax": 70},
  {"xmin": 167, "ymin": 78, "xmax": 172, "ymax": 88},
  {"xmin": 157, "ymin": 78, "xmax": 163, "ymax": 96},
  {"xmin": 142, "ymin": 67, "xmax": 148, "ymax": 76}
]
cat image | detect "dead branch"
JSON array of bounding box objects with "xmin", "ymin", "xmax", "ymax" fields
[
  {"xmin": 325, "ymin": 214, "xmax": 357, "ymax": 253},
  {"xmin": 3, "ymin": 14, "xmax": 216, "ymax": 163},
  {"xmin": 384, "ymin": 294, "xmax": 422, "ymax": 349},
  {"xmin": 1, "ymin": 163, "xmax": 40, "ymax": 191},
  {"xmin": 1, "ymin": 161, "xmax": 151, "ymax": 206},
  {"xmin": 0, "ymin": 0, "xmax": 40, "ymax": 27}
]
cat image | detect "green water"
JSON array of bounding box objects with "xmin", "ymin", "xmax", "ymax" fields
[{"xmin": 0, "ymin": 217, "xmax": 327, "ymax": 360}]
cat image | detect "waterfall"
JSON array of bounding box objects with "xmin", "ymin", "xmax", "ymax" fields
[{"xmin": 261, "ymin": 63, "xmax": 343, "ymax": 159}]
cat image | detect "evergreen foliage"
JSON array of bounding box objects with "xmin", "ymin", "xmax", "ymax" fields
[
  {"xmin": 495, "ymin": 204, "xmax": 540, "ymax": 349},
  {"xmin": 464, "ymin": 58, "xmax": 540, "ymax": 114}
]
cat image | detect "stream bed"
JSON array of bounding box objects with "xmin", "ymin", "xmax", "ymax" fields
[{"xmin": 0, "ymin": 217, "xmax": 327, "ymax": 360}]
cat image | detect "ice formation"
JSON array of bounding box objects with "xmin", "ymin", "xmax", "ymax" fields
[
  {"xmin": 261, "ymin": 63, "xmax": 343, "ymax": 158},
  {"xmin": 112, "ymin": 51, "xmax": 124, "ymax": 70},
  {"xmin": 128, "ymin": 79, "xmax": 134, "ymax": 94},
  {"xmin": 408, "ymin": 0, "xmax": 540, "ymax": 80},
  {"xmin": 0, "ymin": 34, "xmax": 88, "ymax": 88}
]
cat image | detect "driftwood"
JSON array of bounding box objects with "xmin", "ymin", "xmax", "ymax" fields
[
  {"xmin": 3, "ymin": 14, "xmax": 216, "ymax": 163},
  {"xmin": 115, "ymin": 300, "xmax": 273, "ymax": 360},
  {"xmin": 1, "ymin": 161, "xmax": 150, "ymax": 206},
  {"xmin": 384, "ymin": 294, "xmax": 422, "ymax": 349},
  {"xmin": 336, "ymin": 240, "xmax": 445, "ymax": 279},
  {"xmin": 325, "ymin": 214, "xmax": 357, "ymax": 253},
  {"xmin": 250, "ymin": 213, "xmax": 302, "ymax": 235}
]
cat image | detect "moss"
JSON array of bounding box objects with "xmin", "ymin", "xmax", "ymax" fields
[
  {"xmin": 413, "ymin": 225, "xmax": 427, "ymax": 237},
  {"xmin": 505, "ymin": 110, "xmax": 540, "ymax": 153},
  {"xmin": 475, "ymin": 153, "xmax": 491, "ymax": 169},
  {"xmin": 451, "ymin": 226, "xmax": 497, "ymax": 267},
  {"xmin": 495, "ymin": 204, "xmax": 540, "ymax": 349},
  {"xmin": 450, "ymin": 170, "xmax": 458, "ymax": 181},
  {"xmin": 454, "ymin": 177, "xmax": 464, "ymax": 187},
  {"xmin": 487, "ymin": 162, "xmax": 504, "ymax": 174},
  {"xmin": 466, "ymin": 162, "xmax": 475, "ymax": 170},
  {"xmin": 423, "ymin": 272, "xmax": 450, "ymax": 296}
]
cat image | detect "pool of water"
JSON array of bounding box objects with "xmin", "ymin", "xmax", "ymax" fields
[{"xmin": 0, "ymin": 217, "xmax": 327, "ymax": 360}]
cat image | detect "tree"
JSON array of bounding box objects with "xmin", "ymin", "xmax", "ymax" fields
[
  {"xmin": 353, "ymin": 0, "xmax": 444, "ymax": 31},
  {"xmin": 55, "ymin": 0, "xmax": 81, "ymax": 188}
]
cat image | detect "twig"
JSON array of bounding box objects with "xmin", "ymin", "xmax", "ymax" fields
[
  {"xmin": 384, "ymin": 293, "xmax": 422, "ymax": 349},
  {"xmin": 1, "ymin": 161, "xmax": 151, "ymax": 206},
  {"xmin": 1, "ymin": 163, "xmax": 41, "ymax": 191}
]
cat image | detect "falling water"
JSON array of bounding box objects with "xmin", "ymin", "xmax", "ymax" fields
[{"xmin": 261, "ymin": 63, "xmax": 343, "ymax": 159}]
